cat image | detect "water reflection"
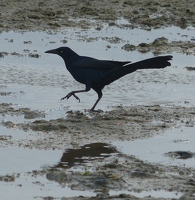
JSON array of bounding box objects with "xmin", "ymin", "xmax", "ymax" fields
[
  {"xmin": 46, "ymin": 143, "xmax": 120, "ymax": 194},
  {"xmin": 56, "ymin": 143, "xmax": 118, "ymax": 169}
]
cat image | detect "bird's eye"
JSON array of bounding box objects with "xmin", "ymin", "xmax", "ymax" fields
[{"xmin": 60, "ymin": 50, "xmax": 63, "ymax": 54}]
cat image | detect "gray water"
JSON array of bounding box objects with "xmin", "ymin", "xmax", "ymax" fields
[{"xmin": 113, "ymin": 126, "xmax": 195, "ymax": 168}]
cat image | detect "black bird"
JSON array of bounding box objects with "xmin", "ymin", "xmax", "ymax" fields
[{"xmin": 45, "ymin": 47, "xmax": 172, "ymax": 111}]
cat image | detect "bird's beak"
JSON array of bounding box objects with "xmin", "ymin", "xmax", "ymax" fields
[{"xmin": 45, "ymin": 49, "xmax": 57, "ymax": 54}]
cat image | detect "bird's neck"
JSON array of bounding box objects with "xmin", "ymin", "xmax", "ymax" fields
[
  {"xmin": 64, "ymin": 57, "xmax": 76, "ymax": 73},
  {"xmin": 62, "ymin": 50, "xmax": 79, "ymax": 71}
]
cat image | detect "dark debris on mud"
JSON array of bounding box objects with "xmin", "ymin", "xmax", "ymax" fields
[
  {"xmin": 122, "ymin": 37, "xmax": 195, "ymax": 55},
  {"xmin": 0, "ymin": 103, "xmax": 45, "ymax": 120}
]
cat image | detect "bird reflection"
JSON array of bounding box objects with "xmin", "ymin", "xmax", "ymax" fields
[{"xmin": 55, "ymin": 143, "xmax": 118, "ymax": 169}]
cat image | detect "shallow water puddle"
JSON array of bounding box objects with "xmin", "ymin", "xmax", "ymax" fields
[
  {"xmin": 0, "ymin": 173, "xmax": 96, "ymax": 200},
  {"xmin": 0, "ymin": 145, "xmax": 65, "ymax": 199},
  {"xmin": 0, "ymin": 147, "xmax": 63, "ymax": 174},
  {"xmin": 113, "ymin": 126, "xmax": 195, "ymax": 167},
  {"xmin": 0, "ymin": 143, "xmax": 117, "ymax": 199}
]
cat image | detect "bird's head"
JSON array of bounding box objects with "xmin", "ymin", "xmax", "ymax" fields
[{"xmin": 45, "ymin": 47, "xmax": 78, "ymax": 59}]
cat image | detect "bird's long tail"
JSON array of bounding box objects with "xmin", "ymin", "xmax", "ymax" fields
[{"xmin": 103, "ymin": 55, "xmax": 172, "ymax": 85}]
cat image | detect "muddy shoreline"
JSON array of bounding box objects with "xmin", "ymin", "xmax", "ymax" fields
[
  {"xmin": 1, "ymin": 104, "xmax": 195, "ymax": 150},
  {"xmin": 1, "ymin": 0, "xmax": 195, "ymax": 199},
  {"xmin": 0, "ymin": 0, "xmax": 195, "ymax": 31}
]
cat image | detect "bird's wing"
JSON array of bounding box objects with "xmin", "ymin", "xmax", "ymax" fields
[
  {"xmin": 104, "ymin": 60, "xmax": 131, "ymax": 66},
  {"xmin": 73, "ymin": 57, "xmax": 131, "ymax": 69}
]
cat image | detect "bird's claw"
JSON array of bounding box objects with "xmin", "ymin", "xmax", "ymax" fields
[
  {"xmin": 73, "ymin": 94, "xmax": 80, "ymax": 102},
  {"xmin": 61, "ymin": 92, "xmax": 80, "ymax": 102}
]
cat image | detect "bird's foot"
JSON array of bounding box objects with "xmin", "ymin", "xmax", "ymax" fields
[
  {"xmin": 61, "ymin": 92, "xmax": 80, "ymax": 102},
  {"xmin": 73, "ymin": 94, "xmax": 80, "ymax": 102}
]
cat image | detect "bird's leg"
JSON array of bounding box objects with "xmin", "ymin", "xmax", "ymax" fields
[
  {"xmin": 90, "ymin": 90, "xmax": 103, "ymax": 111},
  {"xmin": 61, "ymin": 87, "xmax": 90, "ymax": 102},
  {"xmin": 61, "ymin": 91, "xmax": 80, "ymax": 101}
]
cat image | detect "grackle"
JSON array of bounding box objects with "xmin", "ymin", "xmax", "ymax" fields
[{"xmin": 45, "ymin": 47, "xmax": 172, "ymax": 111}]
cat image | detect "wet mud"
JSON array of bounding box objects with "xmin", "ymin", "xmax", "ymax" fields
[
  {"xmin": 1, "ymin": 104, "xmax": 195, "ymax": 149},
  {"xmin": 0, "ymin": 0, "xmax": 195, "ymax": 31},
  {"xmin": 1, "ymin": 0, "xmax": 195, "ymax": 199}
]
